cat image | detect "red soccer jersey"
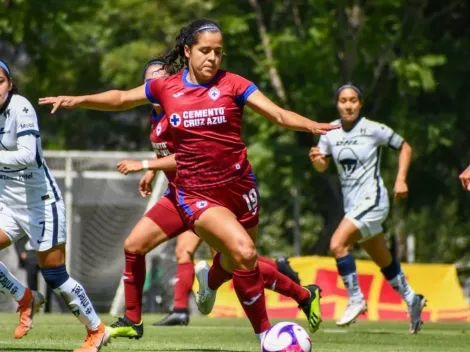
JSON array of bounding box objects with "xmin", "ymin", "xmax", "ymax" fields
[
  {"xmin": 145, "ymin": 69, "xmax": 258, "ymax": 190},
  {"xmin": 149, "ymin": 110, "xmax": 176, "ymax": 183}
]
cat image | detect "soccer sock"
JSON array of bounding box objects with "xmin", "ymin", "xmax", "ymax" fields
[
  {"xmin": 336, "ymin": 254, "xmax": 364, "ymax": 302},
  {"xmin": 0, "ymin": 261, "xmax": 26, "ymax": 301},
  {"xmin": 207, "ymin": 252, "xmax": 232, "ymax": 290},
  {"xmin": 257, "ymin": 256, "xmax": 277, "ymax": 268},
  {"xmin": 42, "ymin": 265, "xmax": 101, "ymax": 330},
  {"xmin": 173, "ymin": 262, "xmax": 195, "ymax": 310},
  {"xmin": 232, "ymin": 267, "xmax": 271, "ymax": 334},
  {"xmin": 123, "ymin": 250, "xmax": 146, "ymax": 324},
  {"xmin": 381, "ymin": 259, "xmax": 416, "ymax": 306},
  {"xmin": 258, "ymin": 260, "xmax": 309, "ymax": 304}
]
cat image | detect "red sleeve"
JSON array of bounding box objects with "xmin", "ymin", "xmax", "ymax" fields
[
  {"xmin": 230, "ymin": 73, "xmax": 258, "ymax": 105},
  {"xmin": 145, "ymin": 78, "xmax": 165, "ymax": 104}
]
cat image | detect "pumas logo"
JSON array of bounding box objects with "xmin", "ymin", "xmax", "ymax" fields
[
  {"xmin": 156, "ymin": 122, "xmax": 162, "ymax": 136},
  {"xmin": 169, "ymin": 113, "xmax": 182, "ymax": 127},
  {"xmin": 173, "ymin": 92, "xmax": 184, "ymax": 98},
  {"xmin": 208, "ymin": 87, "xmax": 220, "ymax": 101},
  {"xmin": 196, "ymin": 200, "xmax": 208, "ymax": 209}
]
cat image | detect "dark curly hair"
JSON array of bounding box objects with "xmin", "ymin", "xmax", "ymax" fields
[
  {"xmin": 0, "ymin": 60, "xmax": 18, "ymax": 94},
  {"xmin": 163, "ymin": 19, "xmax": 222, "ymax": 73},
  {"xmin": 142, "ymin": 56, "xmax": 180, "ymax": 79}
]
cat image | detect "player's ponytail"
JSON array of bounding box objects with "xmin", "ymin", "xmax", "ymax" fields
[
  {"xmin": 0, "ymin": 60, "xmax": 19, "ymax": 94},
  {"xmin": 163, "ymin": 19, "xmax": 222, "ymax": 71}
]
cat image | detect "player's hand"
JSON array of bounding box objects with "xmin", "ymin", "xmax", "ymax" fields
[
  {"xmin": 309, "ymin": 122, "xmax": 341, "ymax": 135},
  {"xmin": 308, "ymin": 146, "xmax": 324, "ymax": 163},
  {"xmin": 117, "ymin": 160, "xmax": 143, "ymax": 175},
  {"xmin": 38, "ymin": 96, "xmax": 84, "ymax": 114},
  {"xmin": 393, "ymin": 179, "xmax": 408, "ymax": 201},
  {"xmin": 459, "ymin": 165, "xmax": 470, "ymax": 191},
  {"xmin": 139, "ymin": 171, "xmax": 156, "ymax": 197}
]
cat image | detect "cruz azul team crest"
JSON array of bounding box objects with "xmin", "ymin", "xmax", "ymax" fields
[{"xmin": 208, "ymin": 87, "xmax": 220, "ymax": 101}]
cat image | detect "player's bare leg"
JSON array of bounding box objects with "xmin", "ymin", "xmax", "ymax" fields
[
  {"xmin": 37, "ymin": 244, "xmax": 109, "ymax": 351},
  {"xmin": 361, "ymin": 234, "xmax": 426, "ymax": 334},
  {"xmin": 194, "ymin": 207, "xmax": 271, "ymax": 341},
  {"xmin": 109, "ymin": 217, "xmax": 171, "ymax": 339},
  {"xmin": 0, "ymin": 231, "xmax": 45, "ymax": 339},
  {"xmin": 153, "ymin": 231, "xmax": 202, "ymax": 327},
  {"xmin": 330, "ymin": 219, "xmax": 367, "ymax": 327}
]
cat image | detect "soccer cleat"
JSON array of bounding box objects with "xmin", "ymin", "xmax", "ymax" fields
[
  {"xmin": 408, "ymin": 294, "xmax": 426, "ymax": 334},
  {"xmin": 152, "ymin": 310, "xmax": 190, "ymax": 326},
  {"xmin": 14, "ymin": 289, "xmax": 46, "ymax": 339},
  {"xmin": 107, "ymin": 316, "xmax": 143, "ymax": 339},
  {"xmin": 336, "ymin": 299, "xmax": 367, "ymax": 327},
  {"xmin": 275, "ymin": 257, "xmax": 301, "ymax": 285},
  {"xmin": 195, "ymin": 260, "xmax": 216, "ymax": 315},
  {"xmin": 73, "ymin": 321, "xmax": 110, "ymax": 352},
  {"xmin": 299, "ymin": 284, "xmax": 322, "ymax": 333}
]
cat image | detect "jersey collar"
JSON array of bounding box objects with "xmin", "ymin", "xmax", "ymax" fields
[
  {"xmin": 182, "ymin": 69, "xmax": 221, "ymax": 88},
  {"xmin": 341, "ymin": 115, "xmax": 364, "ymax": 132},
  {"xmin": 0, "ymin": 92, "xmax": 13, "ymax": 116}
]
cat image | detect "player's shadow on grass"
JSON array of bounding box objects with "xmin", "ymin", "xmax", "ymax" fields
[{"xmin": 0, "ymin": 348, "xmax": 70, "ymax": 352}]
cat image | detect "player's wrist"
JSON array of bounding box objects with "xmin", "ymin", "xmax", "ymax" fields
[{"xmin": 142, "ymin": 160, "xmax": 149, "ymax": 171}]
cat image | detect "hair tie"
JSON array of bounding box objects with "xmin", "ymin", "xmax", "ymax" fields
[
  {"xmin": 185, "ymin": 25, "xmax": 221, "ymax": 44},
  {"xmin": 0, "ymin": 61, "xmax": 11, "ymax": 76},
  {"xmin": 336, "ymin": 84, "xmax": 363, "ymax": 101}
]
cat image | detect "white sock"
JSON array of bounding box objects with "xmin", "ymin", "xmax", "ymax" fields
[
  {"xmin": 388, "ymin": 271, "xmax": 416, "ymax": 307},
  {"xmin": 53, "ymin": 277, "xmax": 101, "ymax": 330},
  {"xmin": 256, "ymin": 330, "xmax": 268, "ymax": 342},
  {"xmin": 341, "ymin": 272, "xmax": 364, "ymax": 303},
  {"xmin": 0, "ymin": 261, "xmax": 26, "ymax": 301}
]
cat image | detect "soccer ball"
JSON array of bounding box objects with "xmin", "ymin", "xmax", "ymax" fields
[{"xmin": 261, "ymin": 322, "xmax": 312, "ymax": 352}]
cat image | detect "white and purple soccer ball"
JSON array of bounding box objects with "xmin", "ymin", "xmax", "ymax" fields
[{"xmin": 261, "ymin": 322, "xmax": 312, "ymax": 352}]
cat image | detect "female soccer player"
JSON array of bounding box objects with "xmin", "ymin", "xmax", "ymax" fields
[
  {"xmin": 0, "ymin": 60, "xmax": 109, "ymax": 352},
  {"xmin": 459, "ymin": 165, "xmax": 470, "ymax": 191},
  {"xmin": 309, "ymin": 84, "xmax": 426, "ymax": 334},
  {"xmin": 39, "ymin": 19, "xmax": 338, "ymax": 341},
  {"xmin": 110, "ymin": 59, "xmax": 308, "ymax": 338}
]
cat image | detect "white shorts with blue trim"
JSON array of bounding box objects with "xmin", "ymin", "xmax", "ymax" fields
[
  {"xmin": 345, "ymin": 197, "xmax": 389, "ymax": 240},
  {"xmin": 0, "ymin": 199, "xmax": 66, "ymax": 252}
]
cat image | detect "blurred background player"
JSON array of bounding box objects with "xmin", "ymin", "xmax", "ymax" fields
[
  {"xmin": 0, "ymin": 60, "xmax": 109, "ymax": 352},
  {"xmin": 39, "ymin": 18, "xmax": 338, "ymax": 342},
  {"xmin": 309, "ymin": 84, "xmax": 426, "ymax": 334},
  {"xmin": 108, "ymin": 58, "xmax": 304, "ymax": 337},
  {"xmin": 459, "ymin": 165, "xmax": 470, "ymax": 191}
]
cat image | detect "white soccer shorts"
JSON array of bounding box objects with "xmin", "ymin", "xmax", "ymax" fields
[
  {"xmin": 0, "ymin": 200, "xmax": 66, "ymax": 252},
  {"xmin": 345, "ymin": 197, "xmax": 389, "ymax": 240}
]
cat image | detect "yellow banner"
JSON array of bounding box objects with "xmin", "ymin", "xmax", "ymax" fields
[{"xmin": 195, "ymin": 256, "xmax": 470, "ymax": 322}]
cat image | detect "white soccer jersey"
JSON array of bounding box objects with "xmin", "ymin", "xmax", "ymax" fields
[
  {"xmin": 0, "ymin": 94, "xmax": 62, "ymax": 208},
  {"xmin": 318, "ymin": 117, "xmax": 404, "ymax": 214}
]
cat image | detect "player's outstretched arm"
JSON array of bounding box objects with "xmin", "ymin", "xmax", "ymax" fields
[
  {"xmin": 459, "ymin": 165, "xmax": 470, "ymax": 191},
  {"xmin": 309, "ymin": 146, "xmax": 329, "ymax": 172},
  {"xmin": 246, "ymin": 90, "xmax": 340, "ymax": 135},
  {"xmin": 117, "ymin": 154, "xmax": 177, "ymax": 175},
  {"xmin": 393, "ymin": 141, "xmax": 412, "ymax": 201},
  {"xmin": 38, "ymin": 84, "xmax": 148, "ymax": 114}
]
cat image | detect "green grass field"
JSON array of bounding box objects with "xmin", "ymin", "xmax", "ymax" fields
[{"xmin": 0, "ymin": 314, "xmax": 469, "ymax": 352}]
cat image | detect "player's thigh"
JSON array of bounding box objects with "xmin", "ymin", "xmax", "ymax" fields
[
  {"xmin": 359, "ymin": 233, "xmax": 392, "ymax": 268},
  {"xmin": 329, "ymin": 217, "xmax": 362, "ymax": 257},
  {"xmin": 175, "ymin": 230, "xmax": 202, "ymax": 263},
  {"xmin": 36, "ymin": 243, "xmax": 66, "ymax": 268},
  {"xmin": 194, "ymin": 206, "xmax": 257, "ymax": 269},
  {"xmin": 0, "ymin": 207, "xmax": 22, "ymax": 250}
]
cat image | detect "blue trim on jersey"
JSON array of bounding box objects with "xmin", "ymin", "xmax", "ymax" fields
[
  {"xmin": 178, "ymin": 189, "xmax": 193, "ymax": 215},
  {"xmin": 35, "ymin": 143, "xmax": 43, "ymax": 168},
  {"xmin": 341, "ymin": 116, "xmax": 364, "ymax": 132},
  {"xmin": 43, "ymin": 164, "xmax": 60, "ymax": 201},
  {"xmin": 236, "ymin": 83, "xmax": 258, "ymax": 105},
  {"xmin": 145, "ymin": 80, "xmax": 159, "ymax": 104},
  {"xmin": 355, "ymin": 147, "xmax": 382, "ymax": 220},
  {"xmin": 0, "ymin": 167, "xmax": 27, "ymax": 173},
  {"xmin": 249, "ymin": 171, "xmax": 259, "ymax": 190},
  {"xmin": 51, "ymin": 202, "xmax": 59, "ymax": 246},
  {"xmin": 17, "ymin": 129, "xmax": 40, "ymax": 138},
  {"xmin": 150, "ymin": 109, "xmax": 165, "ymax": 121},
  {"xmin": 182, "ymin": 69, "xmax": 220, "ymax": 88}
]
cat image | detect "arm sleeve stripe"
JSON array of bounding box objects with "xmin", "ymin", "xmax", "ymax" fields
[
  {"xmin": 17, "ymin": 130, "xmax": 40, "ymax": 138},
  {"xmin": 145, "ymin": 81, "xmax": 159, "ymax": 104}
]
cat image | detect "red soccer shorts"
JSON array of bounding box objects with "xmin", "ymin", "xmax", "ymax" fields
[
  {"xmin": 175, "ymin": 172, "xmax": 260, "ymax": 230},
  {"xmin": 145, "ymin": 185, "xmax": 188, "ymax": 238}
]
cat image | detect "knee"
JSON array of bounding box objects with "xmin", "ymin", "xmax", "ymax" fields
[
  {"xmin": 231, "ymin": 241, "xmax": 257, "ymax": 269},
  {"xmin": 41, "ymin": 265, "xmax": 69, "ymax": 290},
  {"xmin": 330, "ymin": 238, "xmax": 349, "ymax": 259},
  {"xmin": 124, "ymin": 236, "xmax": 148, "ymax": 256},
  {"xmin": 175, "ymin": 245, "xmax": 193, "ymax": 264}
]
